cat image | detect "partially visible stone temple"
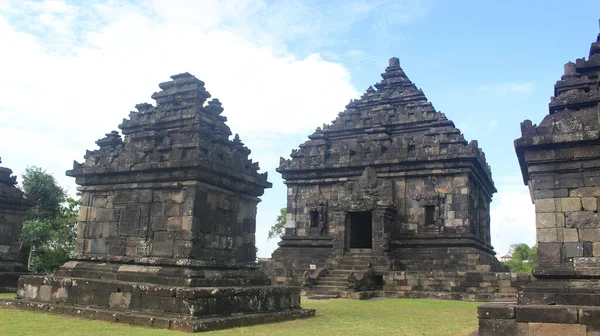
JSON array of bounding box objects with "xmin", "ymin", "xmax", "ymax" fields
[
  {"xmin": 0, "ymin": 159, "xmax": 31, "ymax": 292},
  {"xmin": 1, "ymin": 73, "xmax": 313, "ymax": 332},
  {"xmin": 479, "ymin": 23, "xmax": 600, "ymax": 335},
  {"xmin": 263, "ymin": 58, "xmax": 513, "ymax": 300}
]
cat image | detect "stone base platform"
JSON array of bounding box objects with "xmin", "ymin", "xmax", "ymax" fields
[
  {"xmin": 478, "ymin": 302, "xmax": 600, "ymax": 335},
  {"xmin": 305, "ymin": 290, "xmax": 521, "ymax": 302},
  {"xmin": 0, "ymin": 298, "xmax": 315, "ymax": 333},
  {"xmin": 0, "ymin": 260, "xmax": 30, "ymax": 292},
  {"xmin": 0, "ymin": 271, "xmax": 28, "ymax": 293},
  {"xmin": 5, "ymin": 274, "xmax": 314, "ymax": 332}
]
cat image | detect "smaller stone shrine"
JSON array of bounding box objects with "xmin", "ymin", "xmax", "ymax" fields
[
  {"xmin": 262, "ymin": 57, "xmax": 517, "ymax": 301},
  {"xmin": 0, "ymin": 74, "xmax": 314, "ymax": 332},
  {"xmin": 479, "ymin": 22, "xmax": 600, "ymax": 335},
  {"xmin": 0, "ymin": 158, "xmax": 31, "ymax": 292}
]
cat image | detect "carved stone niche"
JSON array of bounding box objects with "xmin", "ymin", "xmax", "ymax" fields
[
  {"xmin": 415, "ymin": 193, "xmax": 445, "ymax": 234},
  {"xmin": 306, "ymin": 194, "xmax": 328, "ymax": 236},
  {"xmin": 332, "ymin": 167, "xmax": 396, "ymax": 255},
  {"xmin": 337, "ymin": 167, "xmax": 394, "ymax": 212}
]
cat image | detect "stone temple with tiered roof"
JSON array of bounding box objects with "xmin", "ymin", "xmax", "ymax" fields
[
  {"xmin": 262, "ymin": 58, "xmax": 518, "ymax": 299},
  {"xmin": 1, "ymin": 73, "xmax": 314, "ymax": 332}
]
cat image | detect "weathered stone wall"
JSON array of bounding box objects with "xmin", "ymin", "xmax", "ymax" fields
[
  {"xmin": 75, "ymin": 183, "xmax": 258, "ymax": 264},
  {"xmin": 286, "ymin": 174, "xmax": 491, "ymax": 240},
  {"xmin": 261, "ymin": 247, "xmax": 332, "ymax": 286},
  {"xmin": 384, "ymin": 271, "xmax": 531, "ymax": 299}
]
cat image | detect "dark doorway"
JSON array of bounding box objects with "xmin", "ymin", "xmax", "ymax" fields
[
  {"xmin": 310, "ymin": 211, "xmax": 319, "ymax": 228},
  {"xmin": 424, "ymin": 205, "xmax": 435, "ymax": 225},
  {"xmin": 348, "ymin": 211, "xmax": 372, "ymax": 248}
]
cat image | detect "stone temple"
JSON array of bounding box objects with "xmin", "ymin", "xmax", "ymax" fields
[
  {"xmin": 479, "ymin": 24, "xmax": 600, "ymax": 335},
  {"xmin": 1, "ymin": 73, "xmax": 314, "ymax": 332},
  {"xmin": 0, "ymin": 159, "xmax": 31, "ymax": 292},
  {"xmin": 262, "ymin": 58, "xmax": 513, "ymax": 299}
]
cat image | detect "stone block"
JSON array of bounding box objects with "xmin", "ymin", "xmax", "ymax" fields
[
  {"xmin": 498, "ymin": 280, "xmax": 511, "ymax": 287},
  {"xmin": 109, "ymin": 292, "xmax": 132, "ymax": 309},
  {"xmin": 579, "ymin": 228, "xmax": 600, "ymax": 242},
  {"xmin": 534, "ymin": 188, "xmax": 568, "ymax": 199},
  {"xmin": 78, "ymin": 206, "xmax": 91, "ymax": 221},
  {"xmin": 167, "ymin": 217, "xmax": 182, "ymax": 231},
  {"xmin": 570, "ymin": 187, "xmax": 600, "ymax": 197},
  {"xmin": 39, "ymin": 285, "xmax": 52, "ymax": 301},
  {"xmin": 515, "ymin": 306, "xmax": 578, "ymax": 324},
  {"xmin": 478, "ymin": 304, "xmax": 515, "ymax": 319},
  {"xmin": 94, "ymin": 208, "xmax": 114, "ymax": 222},
  {"xmin": 92, "ymin": 196, "xmax": 108, "ymax": 208},
  {"xmin": 566, "ymin": 211, "xmax": 600, "ymax": 229},
  {"xmin": 537, "ymin": 242, "xmax": 562, "ymax": 264},
  {"xmin": 564, "ymin": 229, "xmax": 579, "ymax": 242},
  {"xmin": 152, "ymin": 215, "xmax": 167, "ymax": 232},
  {"xmin": 561, "ymin": 198, "xmax": 582, "ymax": 212},
  {"xmin": 88, "ymin": 237, "xmax": 106, "ymax": 254},
  {"xmin": 534, "ymin": 199, "xmax": 557, "ymax": 213},
  {"xmin": 537, "ymin": 228, "xmax": 559, "ymax": 242},
  {"xmin": 478, "ymin": 318, "xmax": 518, "ymax": 336},
  {"xmin": 563, "ymin": 242, "xmax": 592, "ymax": 258},
  {"xmin": 528, "ymin": 323, "xmax": 585, "ymax": 336},
  {"xmin": 582, "ymin": 197, "xmax": 598, "ymax": 211},
  {"xmin": 588, "ymin": 324, "xmax": 600, "ymax": 336},
  {"xmin": 536, "ymin": 213, "xmax": 560, "ymax": 228},
  {"xmin": 499, "ymin": 286, "xmax": 518, "ymax": 293},
  {"xmin": 151, "ymin": 232, "xmax": 174, "ymax": 257},
  {"xmin": 593, "ymin": 242, "xmax": 600, "ymax": 256},
  {"xmin": 181, "ymin": 216, "xmax": 193, "ymax": 230}
]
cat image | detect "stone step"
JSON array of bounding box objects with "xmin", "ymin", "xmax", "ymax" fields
[
  {"xmin": 347, "ymin": 249, "xmax": 373, "ymax": 254},
  {"xmin": 306, "ymin": 294, "xmax": 339, "ymax": 300},
  {"xmin": 311, "ymin": 285, "xmax": 347, "ymax": 292},
  {"xmin": 333, "ymin": 263, "xmax": 373, "ymax": 268},
  {"xmin": 306, "ymin": 292, "xmax": 343, "ymax": 297},
  {"xmin": 337, "ymin": 258, "xmax": 373, "ymax": 262},
  {"xmin": 334, "ymin": 261, "xmax": 374, "ymax": 265},
  {"xmin": 305, "ymin": 289, "xmax": 347, "ymax": 296},
  {"xmin": 328, "ymin": 269, "xmax": 363, "ymax": 274},
  {"xmin": 318, "ymin": 277, "xmax": 347, "ymax": 282},
  {"xmin": 317, "ymin": 280, "xmax": 347, "ymax": 286}
]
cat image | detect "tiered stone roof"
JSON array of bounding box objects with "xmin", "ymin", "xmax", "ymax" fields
[
  {"xmin": 67, "ymin": 73, "xmax": 270, "ymax": 195},
  {"xmin": 279, "ymin": 57, "xmax": 494, "ymax": 193}
]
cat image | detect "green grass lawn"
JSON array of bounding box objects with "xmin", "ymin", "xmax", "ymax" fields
[{"xmin": 0, "ymin": 293, "xmax": 480, "ymax": 335}]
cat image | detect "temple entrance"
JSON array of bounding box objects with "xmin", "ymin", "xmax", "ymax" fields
[{"xmin": 348, "ymin": 211, "xmax": 372, "ymax": 248}]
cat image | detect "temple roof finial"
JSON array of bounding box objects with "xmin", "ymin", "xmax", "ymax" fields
[
  {"xmin": 590, "ymin": 19, "xmax": 600, "ymax": 57},
  {"xmin": 389, "ymin": 57, "xmax": 400, "ymax": 68}
]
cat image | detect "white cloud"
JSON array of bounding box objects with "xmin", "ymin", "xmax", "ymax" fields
[
  {"xmin": 479, "ymin": 82, "xmax": 534, "ymax": 95},
  {"xmin": 490, "ymin": 176, "xmax": 536, "ymax": 256}
]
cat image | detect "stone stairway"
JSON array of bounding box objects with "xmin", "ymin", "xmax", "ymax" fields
[{"xmin": 305, "ymin": 249, "xmax": 375, "ymax": 299}]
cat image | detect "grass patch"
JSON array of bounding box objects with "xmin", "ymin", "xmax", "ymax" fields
[{"xmin": 0, "ymin": 296, "xmax": 480, "ymax": 335}]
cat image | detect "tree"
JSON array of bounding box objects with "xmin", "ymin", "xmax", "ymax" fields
[
  {"xmin": 503, "ymin": 243, "xmax": 537, "ymax": 272},
  {"xmin": 268, "ymin": 208, "xmax": 287, "ymax": 240},
  {"xmin": 19, "ymin": 166, "xmax": 79, "ymax": 273},
  {"xmin": 22, "ymin": 166, "xmax": 66, "ymax": 223},
  {"xmin": 20, "ymin": 220, "xmax": 53, "ymax": 269},
  {"xmin": 31, "ymin": 196, "xmax": 80, "ymax": 273}
]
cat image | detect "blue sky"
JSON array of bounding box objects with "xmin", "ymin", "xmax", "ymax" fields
[{"xmin": 1, "ymin": 0, "xmax": 599, "ymax": 258}]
